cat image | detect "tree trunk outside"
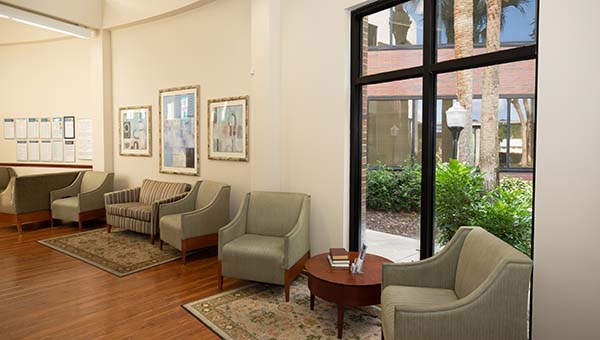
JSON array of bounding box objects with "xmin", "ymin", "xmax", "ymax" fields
[
  {"xmin": 454, "ymin": 0, "xmax": 474, "ymax": 164},
  {"xmin": 479, "ymin": 0, "xmax": 502, "ymax": 190},
  {"xmin": 524, "ymin": 98, "xmax": 534, "ymax": 165},
  {"xmin": 511, "ymin": 98, "xmax": 528, "ymax": 167}
]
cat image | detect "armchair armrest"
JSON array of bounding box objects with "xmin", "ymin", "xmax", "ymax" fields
[
  {"xmin": 50, "ymin": 172, "xmax": 84, "ymax": 202},
  {"xmin": 218, "ymin": 193, "xmax": 249, "ymax": 260},
  {"xmin": 283, "ymin": 195, "xmax": 311, "ymax": 269},
  {"xmin": 79, "ymin": 173, "xmax": 114, "ymax": 212},
  {"xmin": 382, "ymin": 227, "xmax": 474, "ymax": 290},
  {"xmin": 180, "ymin": 185, "xmax": 230, "ymax": 238},
  {"xmin": 0, "ymin": 177, "xmax": 16, "ymax": 214},
  {"xmin": 392, "ymin": 260, "xmax": 532, "ymax": 340},
  {"xmin": 158, "ymin": 181, "xmax": 200, "ymax": 222},
  {"xmin": 104, "ymin": 187, "xmax": 140, "ymax": 206},
  {"xmin": 150, "ymin": 192, "xmax": 189, "ymax": 235}
]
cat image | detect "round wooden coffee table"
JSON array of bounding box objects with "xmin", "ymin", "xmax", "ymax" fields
[{"xmin": 305, "ymin": 252, "xmax": 392, "ymax": 339}]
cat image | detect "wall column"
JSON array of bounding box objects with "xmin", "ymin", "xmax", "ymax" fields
[
  {"xmin": 249, "ymin": 0, "xmax": 281, "ymax": 191},
  {"xmin": 90, "ymin": 30, "xmax": 114, "ymax": 172}
]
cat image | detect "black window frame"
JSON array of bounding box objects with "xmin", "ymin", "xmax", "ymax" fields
[{"xmin": 350, "ymin": 0, "xmax": 539, "ymax": 258}]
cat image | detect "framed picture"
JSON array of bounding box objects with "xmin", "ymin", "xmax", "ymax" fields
[
  {"xmin": 207, "ymin": 96, "xmax": 249, "ymax": 161},
  {"xmin": 159, "ymin": 85, "xmax": 200, "ymax": 175},
  {"xmin": 119, "ymin": 106, "xmax": 152, "ymax": 157},
  {"xmin": 64, "ymin": 116, "xmax": 75, "ymax": 139}
]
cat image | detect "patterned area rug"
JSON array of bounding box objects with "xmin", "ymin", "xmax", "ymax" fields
[
  {"xmin": 39, "ymin": 228, "xmax": 180, "ymax": 277},
  {"xmin": 183, "ymin": 275, "xmax": 381, "ymax": 340}
]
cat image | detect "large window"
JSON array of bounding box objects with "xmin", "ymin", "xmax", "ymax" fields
[{"xmin": 350, "ymin": 0, "xmax": 538, "ymax": 262}]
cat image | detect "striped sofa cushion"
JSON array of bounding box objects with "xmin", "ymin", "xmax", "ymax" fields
[
  {"xmin": 139, "ymin": 180, "xmax": 190, "ymax": 204},
  {"xmin": 106, "ymin": 202, "xmax": 152, "ymax": 222}
]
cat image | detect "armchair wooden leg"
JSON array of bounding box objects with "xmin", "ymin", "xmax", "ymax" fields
[
  {"xmin": 181, "ymin": 240, "xmax": 187, "ymax": 265},
  {"xmin": 284, "ymin": 252, "xmax": 310, "ymax": 303},
  {"xmin": 159, "ymin": 240, "xmax": 163, "ymax": 250},
  {"xmin": 150, "ymin": 234, "xmax": 155, "ymax": 244},
  {"xmin": 50, "ymin": 218, "xmax": 54, "ymax": 228},
  {"xmin": 217, "ymin": 260, "xmax": 223, "ymax": 290},
  {"xmin": 16, "ymin": 222, "xmax": 23, "ymax": 234},
  {"xmin": 107, "ymin": 224, "xmax": 112, "ymax": 233},
  {"xmin": 78, "ymin": 220, "xmax": 83, "ymax": 232}
]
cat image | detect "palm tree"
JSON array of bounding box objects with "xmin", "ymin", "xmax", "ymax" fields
[
  {"xmin": 454, "ymin": 0, "xmax": 474, "ymax": 164},
  {"xmin": 479, "ymin": 0, "xmax": 502, "ymax": 189}
]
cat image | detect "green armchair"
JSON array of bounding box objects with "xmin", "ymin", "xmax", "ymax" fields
[
  {"xmin": 159, "ymin": 180, "xmax": 231, "ymax": 264},
  {"xmin": 218, "ymin": 191, "xmax": 311, "ymax": 302},
  {"xmin": 50, "ymin": 171, "xmax": 114, "ymax": 231},
  {"xmin": 381, "ymin": 227, "xmax": 533, "ymax": 340}
]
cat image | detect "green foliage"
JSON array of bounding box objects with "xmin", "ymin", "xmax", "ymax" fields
[
  {"xmin": 366, "ymin": 162, "xmax": 421, "ymax": 213},
  {"xmin": 434, "ymin": 160, "xmax": 486, "ymax": 245},
  {"xmin": 471, "ymin": 178, "xmax": 533, "ymax": 256},
  {"xmin": 366, "ymin": 160, "xmax": 533, "ymax": 257},
  {"xmin": 366, "ymin": 163, "xmax": 396, "ymax": 211}
]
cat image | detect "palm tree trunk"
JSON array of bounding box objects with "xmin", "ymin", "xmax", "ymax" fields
[
  {"xmin": 510, "ymin": 98, "xmax": 528, "ymax": 167},
  {"xmin": 479, "ymin": 0, "xmax": 502, "ymax": 190},
  {"xmin": 454, "ymin": 0, "xmax": 473, "ymax": 164},
  {"xmin": 524, "ymin": 98, "xmax": 534, "ymax": 165}
]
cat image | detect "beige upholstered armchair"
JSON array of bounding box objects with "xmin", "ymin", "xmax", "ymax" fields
[
  {"xmin": 104, "ymin": 179, "xmax": 191, "ymax": 243},
  {"xmin": 218, "ymin": 191, "xmax": 311, "ymax": 302},
  {"xmin": 381, "ymin": 227, "xmax": 532, "ymax": 340},
  {"xmin": 159, "ymin": 180, "xmax": 230, "ymax": 264},
  {"xmin": 0, "ymin": 171, "xmax": 80, "ymax": 233},
  {"xmin": 50, "ymin": 171, "xmax": 114, "ymax": 231}
]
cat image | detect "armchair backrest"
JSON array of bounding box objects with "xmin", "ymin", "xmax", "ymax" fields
[
  {"xmin": 0, "ymin": 167, "xmax": 16, "ymax": 191},
  {"xmin": 195, "ymin": 180, "xmax": 229, "ymax": 209},
  {"xmin": 81, "ymin": 171, "xmax": 112, "ymax": 193},
  {"xmin": 454, "ymin": 227, "xmax": 531, "ymax": 298},
  {"xmin": 13, "ymin": 171, "xmax": 80, "ymax": 214},
  {"xmin": 139, "ymin": 179, "xmax": 190, "ymax": 204},
  {"xmin": 246, "ymin": 191, "xmax": 308, "ymax": 237}
]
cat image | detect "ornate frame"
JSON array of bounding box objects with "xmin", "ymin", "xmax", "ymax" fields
[
  {"xmin": 158, "ymin": 85, "xmax": 200, "ymax": 175},
  {"xmin": 207, "ymin": 96, "xmax": 249, "ymax": 162},
  {"xmin": 119, "ymin": 105, "xmax": 152, "ymax": 157}
]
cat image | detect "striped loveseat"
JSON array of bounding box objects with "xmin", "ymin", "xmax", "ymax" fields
[{"xmin": 104, "ymin": 179, "xmax": 191, "ymax": 243}]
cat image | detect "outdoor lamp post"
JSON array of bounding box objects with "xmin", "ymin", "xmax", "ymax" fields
[{"xmin": 445, "ymin": 102, "xmax": 468, "ymax": 160}]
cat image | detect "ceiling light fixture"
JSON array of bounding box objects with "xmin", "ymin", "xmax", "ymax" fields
[{"xmin": 0, "ymin": 3, "xmax": 94, "ymax": 39}]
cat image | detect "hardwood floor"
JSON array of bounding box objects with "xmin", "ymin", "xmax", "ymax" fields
[{"xmin": 0, "ymin": 221, "xmax": 245, "ymax": 340}]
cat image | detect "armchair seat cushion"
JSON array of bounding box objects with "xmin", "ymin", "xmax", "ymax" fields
[
  {"xmin": 381, "ymin": 285, "xmax": 458, "ymax": 338},
  {"xmin": 221, "ymin": 234, "xmax": 285, "ymax": 285},
  {"xmin": 106, "ymin": 203, "xmax": 151, "ymax": 222},
  {"xmin": 51, "ymin": 196, "xmax": 79, "ymax": 221}
]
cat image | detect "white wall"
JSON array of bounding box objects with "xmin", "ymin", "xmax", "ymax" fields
[
  {"xmin": 111, "ymin": 0, "xmax": 251, "ymax": 213},
  {"xmin": 532, "ymin": 0, "xmax": 600, "ymax": 339},
  {"xmin": 0, "ymin": 38, "xmax": 95, "ymax": 173},
  {"xmin": 280, "ymin": 0, "xmax": 362, "ymax": 253}
]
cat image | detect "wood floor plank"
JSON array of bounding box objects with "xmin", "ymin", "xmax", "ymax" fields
[{"xmin": 0, "ymin": 223, "xmax": 244, "ymax": 340}]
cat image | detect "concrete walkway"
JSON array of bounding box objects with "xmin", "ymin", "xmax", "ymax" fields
[{"xmin": 364, "ymin": 229, "xmax": 420, "ymax": 263}]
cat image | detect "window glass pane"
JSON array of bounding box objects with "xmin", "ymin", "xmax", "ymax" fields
[
  {"xmin": 363, "ymin": 1, "xmax": 424, "ymax": 75},
  {"xmin": 362, "ymin": 78, "xmax": 422, "ymax": 262},
  {"xmin": 436, "ymin": 0, "xmax": 537, "ymax": 62},
  {"xmin": 507, "ymin": 97, "xmax": 535, "ymax": 168},
  {"xmin": 434, "ymin": 60, "xmax": 536, "ymax": 258}
]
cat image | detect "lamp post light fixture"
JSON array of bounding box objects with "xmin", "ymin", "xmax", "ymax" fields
[{"xmin": 445, "ymin": 102, "xmax": 468, "ymax": 160}]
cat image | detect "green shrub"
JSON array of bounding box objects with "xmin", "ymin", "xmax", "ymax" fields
[
  {"xmin": 366, "ymin": 163, "xmax": 396, "ymax": 211},
  {"xmin": 434, "ymin": 159, "xmax": 486, "ymax": 245},
  {"xmin": 393, "ymin": 162, "xmax": 422, "ymax": 212},
  {"xmin": 471, "ymin": 178, "xmax": 533, "ymax": 256},
  {"xmin": 366, "ymin": 161, "xmax": 421, "ymax": 213}
]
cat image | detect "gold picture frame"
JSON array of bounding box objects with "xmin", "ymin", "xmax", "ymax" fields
[
  {"xmin": 119, "ymin": 106, "xmax": 152, "ymax": 157},
  {"xmin": 207, "ymin": 96, "xmax": 249, "ymax": 162},
  {"xmin": 158, "ymin": 85, "xmax": 200, "ymax": 176}
]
